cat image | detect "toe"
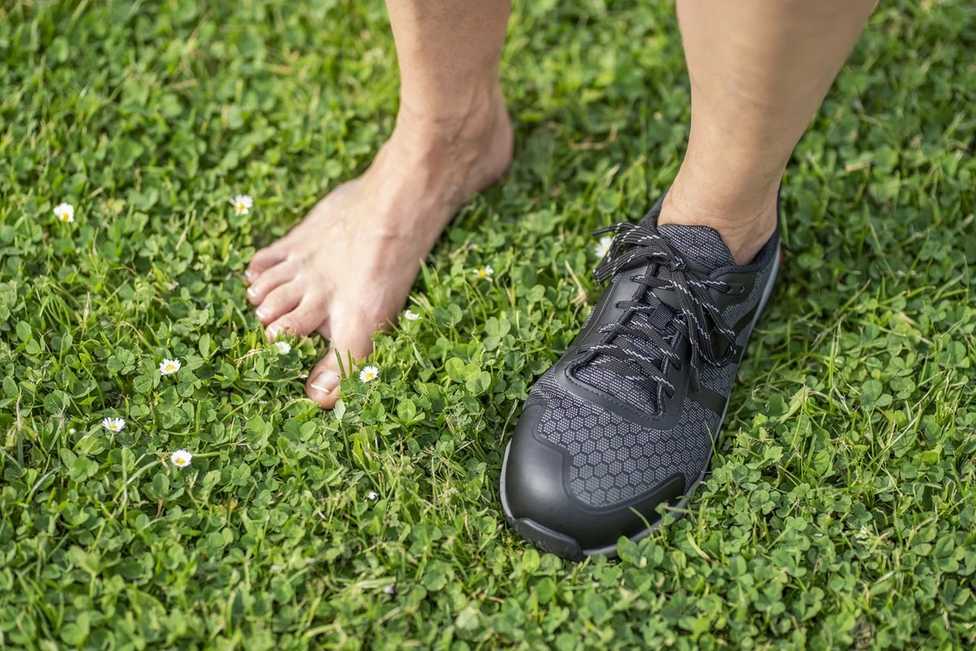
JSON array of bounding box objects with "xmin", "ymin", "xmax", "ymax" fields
[
  {"xmin": 266, "ymin": 294, "xmax": 328, "ymax": 340},
  {"xmin": 246, "ymin": 260, "xmax": 296, "ymax": 305},
  {"xmin": 306, "ymin": 319, "xmax": 375, "ymax": 409},
  {"xmin": 255, "ymin": 282, "xmax": 303, "ymax": 328},
  {"xmin": 305, "ymin": 355, "xmax": 342, "ymax": 408},
  {"xmin": 246, "ymin": 243, "xmax": 289, "ymax": 281},
  {"xmin": 503, "ymin": 389, "xmax": 688, "ymax": 559}
]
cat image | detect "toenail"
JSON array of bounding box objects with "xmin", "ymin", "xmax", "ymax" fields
[
  {"xmin": 256, "ymin": 306, "xmax": 269, "ymax": 319},
  {"xmin": 267, "ymin": 324, "xmax": 282, "ymax": 339},
  {"xmin": 247, "ymin": 287, "xmax": 258, "ymax": 298},
  {"xmin": 245, "ymin": 270, "xmax": 256, "ymax": 282},
  {"xmin": 311, "ymin": 371, "xmax": 339, "ymax": 393}
]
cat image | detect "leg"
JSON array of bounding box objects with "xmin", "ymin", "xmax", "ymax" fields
[
  {"xmin": 661, "ymin": 0, "xmax": 876, "ymax": 263},
  {"xmin": 245, "ymin": 1, "xmax": 512, "ymax": 408},
  {"xmin": 501, "ymin": 0, "xmax": 877, "ymax": 560}
]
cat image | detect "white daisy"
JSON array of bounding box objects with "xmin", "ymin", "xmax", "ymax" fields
[
  {"xmin": 274, "ymin": 341, "xmax": 291, "ymax": 355},
  {"xmin": 170, "ymin": 449, "xmax": 193, "ymax": 469},
  {"xmin": 594, "ymin": 235, "xmax": 613, "ymax": 259},
  {"xmin": 366, "ymin": 490, "xmax": 379, "ymax": 501},
  {"xmin": 359, "ymin": 365, "xmax": 380, "ymax": 383},
  {"xmin": 475, "ymin": 265, "xmax": 494, "ymax": 280},
  {"xmin": 230, "ymin": 194, "xmax": 253, "ymax": 216},
  {"xmin": 384, "ymin": 584, "xmax": 397, "ymax": 596},
  {"xmin": 102, "ymin": 417, "xmax": 125, "ymax": 433},
  {"xmin": 403, "ymin": 309, "xmax": 420, "ymax": 321},
  {"xmin": 54, "ymin": 202, "xmax": 75, "ymax": 223},
  {"xmin": 159, "ymin": 358, "xmax": 182, "ymax": 376}
]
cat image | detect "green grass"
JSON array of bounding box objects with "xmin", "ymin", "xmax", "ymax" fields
[{"xmin": 2, "ymin": 0, "xmax": 975, "ymax": 648}]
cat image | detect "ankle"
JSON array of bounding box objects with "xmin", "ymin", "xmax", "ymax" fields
[
  {"xmin": 394, "ymin": 80, "xmax": 507, "ymax": 148},
  {"xmin": 375, "ymin": 83, "xmax": 511, "ymax": 203},
  {"xmin": 660, "ymin": 176, "xmax": 779, "ymax": 265}
]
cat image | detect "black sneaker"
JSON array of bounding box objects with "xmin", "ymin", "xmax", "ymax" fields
[{"xmin": 500, "ymin": 194, "xmax": 781, "ymax": 560}]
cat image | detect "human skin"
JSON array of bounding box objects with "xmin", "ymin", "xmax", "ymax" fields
[
  {"xmin": 661, "ymin": 0, "xmax": 878, "ymax": 263},
  {"xmin": 244, "ymin": 0, "xmax": 874, "ymax": 408}
]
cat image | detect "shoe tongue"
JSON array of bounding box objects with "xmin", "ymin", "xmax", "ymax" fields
[
  {"xmin": 657, "ymin": 224, "xmax": 734, "ymax": 271},
  {"xmin": 573, "ymin": 222, "xmax": 735, "ymax": 415}
]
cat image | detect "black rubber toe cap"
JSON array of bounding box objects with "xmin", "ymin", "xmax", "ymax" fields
[{"xmin": 501, "ymin": 399, "xmax": 687, "ymax": 559}]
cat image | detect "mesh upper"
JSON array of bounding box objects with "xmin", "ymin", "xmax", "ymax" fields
[
  {"xmin": 657, "ymin": 224, "xmax": 734, "ymax": 268},
  {"xmin": 535, "ymin": 376, "xmax": 716, "ymax": 508},
  {"xmin": 698, "ymin": 232, "xmax": 778, "ymax": 398},
  {"xmin": 526, "ymin": 222, "xmax": 779, "ymax": 509}
]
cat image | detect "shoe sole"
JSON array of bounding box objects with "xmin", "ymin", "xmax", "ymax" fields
[{"xmin": 499, "ymin": 247, "xmax": 781, "ymax": 561}]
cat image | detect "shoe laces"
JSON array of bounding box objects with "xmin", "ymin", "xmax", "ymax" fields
[{"xmin": 577, "ymin": 222, "xmax": 743, "ymax": 408}]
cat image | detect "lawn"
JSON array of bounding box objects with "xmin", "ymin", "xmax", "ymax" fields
[{"xmin": 1, "ymin": 0, "xmax": 975, "ymax": 648}]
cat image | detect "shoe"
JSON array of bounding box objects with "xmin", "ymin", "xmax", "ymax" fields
[{"xmin": 500, "ymin": 194, "xmax": 781, "ymax": 560}]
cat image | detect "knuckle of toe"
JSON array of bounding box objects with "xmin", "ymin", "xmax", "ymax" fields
[{"xmin": 269, "ymin": 316, "xmax": 287, "ymax": 330}]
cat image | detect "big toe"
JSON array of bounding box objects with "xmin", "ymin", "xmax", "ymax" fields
[{"xmin": 306, "ymin": 323, "xmax": 375, "ymax": 409}]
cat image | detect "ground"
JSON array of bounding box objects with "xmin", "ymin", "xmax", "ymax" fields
[{"xmin": 1, "ymin": 1, "xmax": 975, "ymax": 649}]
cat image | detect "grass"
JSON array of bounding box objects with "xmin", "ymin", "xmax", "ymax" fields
[{"xmin": 1, "ymin": 0, "xmax": 975, "ymax": 648}]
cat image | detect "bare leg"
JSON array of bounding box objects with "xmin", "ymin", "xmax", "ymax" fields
[
  {"xmin": 661, "ymin": 0, "xmax": 876, "ymax": 263},
  {"xmin": 245, "ymin": 1, "xmax": 512, "ymax": 408}
]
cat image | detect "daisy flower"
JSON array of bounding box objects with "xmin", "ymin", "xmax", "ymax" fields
[
  {"xmin": 403, "ymin": 309, "xmax": 420, "ymax": 322},
  {"xmin": 359, "ymin": 365, "xmax": 380, "ymax": 383},
  {"xmin": 230, "ymin": 194, "xmax": 253, "ymax": 216},
  {"xmin": 275, "ymin": 341, "xmax": 292, "ymax": 355},
  {"xmin": 54, "ymin": 202, "xmax": 75, "ymax": 223},
  {"xmin": 102, "ymin": 417, "xmax": 125, "ymax": 433},
  {"xmin": 366, "ymin": 490, "xmax": 379, "ymax": 501},
  {"xmin": 384, "ymin": 584, "xmax": 397, "ymax": 596},
  {"xmin": 159, "ymin": 358, "xmax": 182, "ymax": 376},
  {"xmin": 474, "ymin": 265, "xmax": 494, "ymax": 281},
  {"xmin": 594, "ymin": 235, "xmax": 613, "ymax": 259},
  {"xmin": 170, "ymin": 449, "xmax": 192, "ymax": 469}
]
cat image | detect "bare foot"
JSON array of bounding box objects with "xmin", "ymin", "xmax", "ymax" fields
[{"xmin": 245, "ymin": 87, "xmax": 512, "ymax": 408}]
